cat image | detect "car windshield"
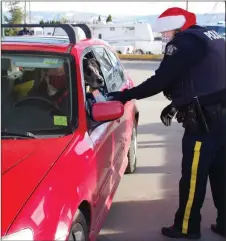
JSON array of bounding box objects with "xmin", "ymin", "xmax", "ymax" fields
[{"xmin": 1, "ymin": 54, "xmax": 72, "ymax": 138}]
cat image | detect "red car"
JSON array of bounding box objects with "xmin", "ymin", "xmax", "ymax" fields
[{"xmin": 1, "ymin": 24, "xmax": 139, "ymax": 241}]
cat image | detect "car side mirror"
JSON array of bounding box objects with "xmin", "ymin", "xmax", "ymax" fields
[{"xmin": 92, "ymin": 101, "xmax": 124, "ymax": 122}]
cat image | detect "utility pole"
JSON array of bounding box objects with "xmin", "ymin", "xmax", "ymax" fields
[
  {"xmin": 186, "ymin": 1, "xmax": 188, "ymax": 10},
  {"xmin": 29, "ymin": 0, "xmax": 31, "ymax": 23},
  {"xmin": 24, "ymin": 0, "xmax": 27, "ymax": 23},
  {"xmin": 1, "ymin": 1, "xmax": 5, "ymax": 39}
]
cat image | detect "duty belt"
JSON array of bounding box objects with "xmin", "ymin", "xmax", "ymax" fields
[{"xmin": 176, "ymin": 97, "xmax": 210, "ymax": 133}]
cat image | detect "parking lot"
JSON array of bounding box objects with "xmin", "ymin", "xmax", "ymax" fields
[{"xmin": 98, "ymin": 61, "xmax": 224, "ymax": 241}]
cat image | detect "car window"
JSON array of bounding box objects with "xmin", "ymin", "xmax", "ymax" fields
[
  {"xmin": 93, "ymin": 47, "xmax": 112, "ymax": 74},
  {"xmin": 1, "ymin": 54, "xmax": 72, "ymax": 137},
  {"xmin": 105, "ymin": 48, "xmax": 126, "ymax": 91},
  {"xmin": 106, "ymin": 48, "xmax": 126, "ymax": 81},
  {"xmin": 93, "ymin": 47, "xmax": 116, "ymax": 92},
  {"xmin": 82, "ymin": 50, "xmax": 110, "ymax": 131},
  {"xmin": 82, "ymin": 49, "xmax": 108, "ymax": 99}
]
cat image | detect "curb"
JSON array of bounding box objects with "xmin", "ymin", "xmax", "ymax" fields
[{"xmin": 118, "ymin": 54, "xmax": 163, "ymax": 61}]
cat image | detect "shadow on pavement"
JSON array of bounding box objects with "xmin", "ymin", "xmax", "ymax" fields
[
  {"xmin": 98, "ymin": 115, "xmax": 220, "ymax": 240},
  {"xmin": 137, "ymin": 122, "xmax": 183, "ymax": 171},
  {"xmin": 122, "ymin": 61, "xmax": 160, "ymax": 71},
  {"xmin": 98, "ymin": 199, "xmax": 222, "ymax": 241},
  {"xmin": 135, "ymin": 166, "xmax": 172, "ymax": 174},
  {"xmin": 138, "ymin": 144, "xmax": 166, "ymax": 149}
]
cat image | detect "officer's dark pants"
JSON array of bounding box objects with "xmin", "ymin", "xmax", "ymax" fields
[{"xmin": 174, "ymin": 104, "xmax": 226, "ymax": 235}]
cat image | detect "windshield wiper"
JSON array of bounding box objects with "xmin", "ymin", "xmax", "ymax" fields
[
  {"xmin": 1, "ymin": 130, "xmax": 36, "ymax": 139},
  {"xmin": 30, "ymin": 126, "xmax": 73, "ymax": 135}
]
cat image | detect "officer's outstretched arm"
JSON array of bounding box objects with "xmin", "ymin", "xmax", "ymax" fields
[{"xmin": 125, "ymin": 34, "xmax": 207, "ymax": 101}]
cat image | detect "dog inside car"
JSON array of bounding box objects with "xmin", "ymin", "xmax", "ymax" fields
[{"xmin": 83, "ymin": 57, "xmax": 104, "ymax": 93}]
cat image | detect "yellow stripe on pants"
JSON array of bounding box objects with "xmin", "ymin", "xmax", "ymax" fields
[{"xmin": 182, "ymin": 141, "xmax": 202, "ymax": 234}]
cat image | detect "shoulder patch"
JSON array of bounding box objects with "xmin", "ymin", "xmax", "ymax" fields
[{"xmin": 165, "ymin": 44, "xmax": 178, "ymax": 56}]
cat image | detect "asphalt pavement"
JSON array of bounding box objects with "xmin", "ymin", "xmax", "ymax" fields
[{"xmin": 98, "ymin": 61, "xmax": 224, "ymax": 241}]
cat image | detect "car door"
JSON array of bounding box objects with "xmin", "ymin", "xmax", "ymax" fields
[
  {"xmin": 93, "ymin": 46, "xmax": 134, "ymax": 174},
  {"xmin": 92, "ymin": 46, "xmax": 123, "ymax": 173},
  {"xmin": 81, "ymin": 48, "xmax": 115, "ymax": 219},
  {"xmin": 87, "ymin": 103, "xmax": 115, "ymax": 220},
  {"xmin": 105, "ymin": 47, "xmax": 135, "ymax": 168}
]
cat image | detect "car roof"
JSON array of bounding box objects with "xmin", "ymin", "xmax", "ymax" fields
[{"xmin": 1, "ymin": 35, "xmax": 111, "ymax": 54}]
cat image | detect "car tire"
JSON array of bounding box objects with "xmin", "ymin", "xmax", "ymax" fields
[
  {"xmin": 125, "ymin": 124, "xmax": 137, "ymax": 174},
  {"xmin": 68, "ymin": 210, "xmax": 89, "ymax": 241}
]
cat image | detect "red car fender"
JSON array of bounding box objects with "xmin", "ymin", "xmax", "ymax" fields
[{"xmin": 7, "ymin": 132, "xmax": 97, "ymax": 241}]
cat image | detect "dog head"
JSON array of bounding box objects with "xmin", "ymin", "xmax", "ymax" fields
[{"xmin": 83, "ymin": 58, "xmax": 104, "ymax": 89}]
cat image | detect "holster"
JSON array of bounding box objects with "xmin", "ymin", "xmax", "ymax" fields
[
  {"xmin": 176, "ymin": 105, "xmax": 200, "ymax": 132},
  {"xmin": 176, "ymin": 98, "xmax": 210, "ymax": 133}
]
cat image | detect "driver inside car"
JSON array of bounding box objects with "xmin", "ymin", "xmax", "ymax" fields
[
  {"xmin": 30, "ymin": 66, "xmax": 69, "ymax": 115},
  {"xmin": 45, "ymin": 66, "xmax": 69, "ymax": 115}
]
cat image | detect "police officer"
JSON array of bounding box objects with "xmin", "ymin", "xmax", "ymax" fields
[{"xmin": 107, "ymin": 7, "xmax": 226, "ymax": 240}]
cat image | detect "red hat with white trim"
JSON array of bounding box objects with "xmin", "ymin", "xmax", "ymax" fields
[{"xmin": 153, "ymin": 7, "xmax": 197, "ymax": 33}]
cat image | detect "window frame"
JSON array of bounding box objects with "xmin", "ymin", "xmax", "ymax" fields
[
  {"xmin": 104, "ymin": 46, "xmax": 127, "ymax": 91},
  {"xmin": 93, "ymin": 45, "xmax": 127, "ymax": 92},
  {"xmin": 92, "ymin": 45, "xmax": 115, "ymax": 92},
  {"xmin": 80, "ymin": 47, "xmax": 110, "ymax": 133}
]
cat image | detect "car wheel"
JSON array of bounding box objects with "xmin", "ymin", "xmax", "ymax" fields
[
  {"xmin": 125, "ymin": 124, "xmax": 137, "ymax": 174},
  {"xmin": 68, "ymin": 210, "xmax": 89, "ymax": 241}
]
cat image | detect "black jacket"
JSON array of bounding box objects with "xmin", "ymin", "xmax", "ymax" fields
[{"xmin": 125, "ymin": 25, "xmax": 226, "ymax": 108}]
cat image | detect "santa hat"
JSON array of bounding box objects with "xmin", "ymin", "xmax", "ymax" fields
[{"xmin": 153, "ymin": 7, "xmax": 197, "ymax": 33}]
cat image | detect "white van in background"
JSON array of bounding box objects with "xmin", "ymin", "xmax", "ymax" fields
[
  {"xmin": 33, "ymin": 22, "xmax": 164, "ymax": 54},
  {"xmin": 31, "ymin": 27, "xmax": 44, "ymax": 35},
  {"xmin": 89, "ymin": 22, "xmax": 163, "ymax": 54}
]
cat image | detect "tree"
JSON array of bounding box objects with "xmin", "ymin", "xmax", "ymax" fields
[
  {"xmin": 98, "ymin": 15, "xmax": 101, "ymax": 22},
  {"xmin": 59, "ymin": 17, "xmax": 68, "ymax": 23},
  {"xmin": 4, "ymin": 1, "xmax": 24, "ymax": 36},
  {"xmin": 39, "ymin": 19, "xmax": 44, "ymax": 24},
  {"xmin": 106, "ymin": 14, "xmax": 112, "ymax": 22}
]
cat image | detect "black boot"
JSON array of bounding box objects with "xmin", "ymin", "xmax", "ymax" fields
[
  {"xmin": 211, "ymin": 224, "xmax": 225, "ymax": 237},
  {"xmin": 161, "ymin": 225, "xmax": 201, "ymax": 239}
]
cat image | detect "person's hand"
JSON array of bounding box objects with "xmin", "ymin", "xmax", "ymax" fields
[
  {"xmin": 106, "ymin": 90, "xmax": 130, "ymax": 104},
  {"xmin": 160, "ymin": 103, "xmax": 177, "ymax": 126}
]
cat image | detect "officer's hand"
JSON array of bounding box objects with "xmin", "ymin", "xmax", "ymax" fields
[
  {"xmin": 160, "ymin": 103, "xmax": 177, "ymax": 126},
  {"xmin": 106, "ymin": 90, "xmax": 130, "ymax": 104}
]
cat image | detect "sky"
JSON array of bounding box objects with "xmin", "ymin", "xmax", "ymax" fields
[{"xmin": 2, "ymin": 1, "xmax": 225, "ymax": 15}]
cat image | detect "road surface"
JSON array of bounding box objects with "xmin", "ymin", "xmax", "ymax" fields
[{"xmin": 98, "ymin": 61, "xmax": 224, "ymax": 241}]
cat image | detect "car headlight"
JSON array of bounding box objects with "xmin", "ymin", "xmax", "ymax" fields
[{"xmin": 2, "ymin": 229, "xmax": 33, "ymax": 240}]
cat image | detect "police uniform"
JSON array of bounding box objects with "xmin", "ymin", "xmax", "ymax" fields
[{"xmin": 107, "ymin": 7, "xmax": 226, "ymax": 240}]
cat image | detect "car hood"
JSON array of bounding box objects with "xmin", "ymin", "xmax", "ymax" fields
[{"xmin": 1, "ymin": 135, "xmax": 73, "ymax": 235}]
